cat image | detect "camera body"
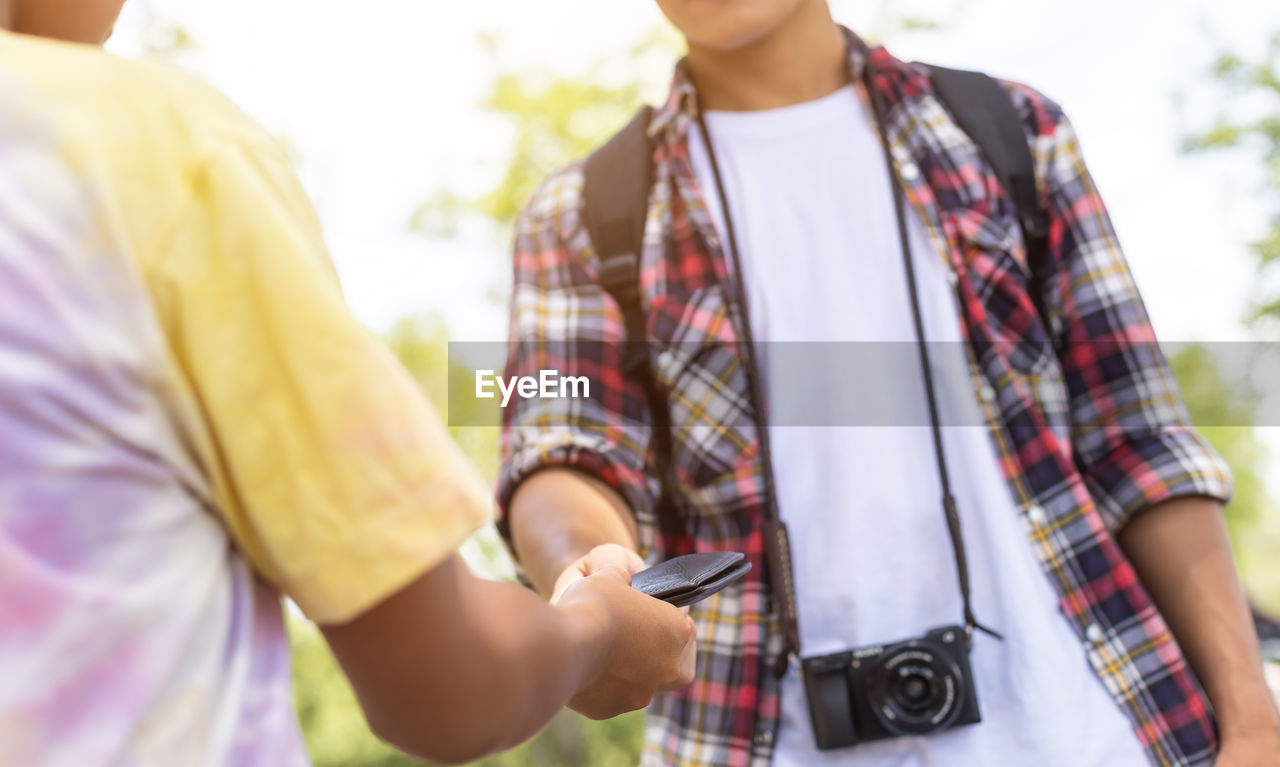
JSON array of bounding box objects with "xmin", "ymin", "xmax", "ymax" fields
[{"xmin": 801, "ymin": 624, "xmax": 981, "ymax": 750}]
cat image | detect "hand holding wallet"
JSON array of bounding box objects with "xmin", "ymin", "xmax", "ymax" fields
[{"xmin": 630, "ymin": 552, "xmax": 751, "ymax": 608}]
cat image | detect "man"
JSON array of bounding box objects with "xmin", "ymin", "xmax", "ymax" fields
[
  {"xmin": 0, "ymin": 3, "xmax": 697, "ymax": 765},
  {"xmin": 499, "ymin": 0, "xmax": 1280, "ymax": 765}
]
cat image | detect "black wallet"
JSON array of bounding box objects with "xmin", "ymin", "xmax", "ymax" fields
[{"xmin": 630, "ymin": 552, "xmax": 752, "ymax": 608}]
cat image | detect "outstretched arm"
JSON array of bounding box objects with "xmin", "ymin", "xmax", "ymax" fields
[
  {"xmin": 162, "ymin": 142, "xmax": 696, "ymax": 765},
  {"xmin": 321, "ymin": 552, "xmax": 695, "ymax": 764}
]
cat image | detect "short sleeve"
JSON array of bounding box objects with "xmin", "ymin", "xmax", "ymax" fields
[{"xmin": 153, "ymin": 140, "xmax": 491, "ymax": 624}]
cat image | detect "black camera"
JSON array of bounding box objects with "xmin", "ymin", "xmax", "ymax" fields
[{"xmin": 801, "ymin": 625, "xmax": 981, "ymax": 750}]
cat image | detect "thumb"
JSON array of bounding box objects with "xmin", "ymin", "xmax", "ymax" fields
[
  {"xmin": 584, "ymin": 543, "xmax": 647, "ymax": 576},
  {"xmin": 621, "ymin": 548, "xmax": 647, "ymax": 574},
  {"xmin": 587, "ymin": 562, "xmax": 633, "ymax": 586}
]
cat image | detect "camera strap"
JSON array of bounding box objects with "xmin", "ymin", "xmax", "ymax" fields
[
  {"xmin": 692, "ymin": 45, "xmax": 1001, "ymax": 676},
  {"xmin": 864, "ymin": 66, "xmax": 1003, "ymax": 647}
]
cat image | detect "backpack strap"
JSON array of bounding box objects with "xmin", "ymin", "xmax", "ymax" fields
[
  {"xmin": 582, "ymin": 106, "xmax": 676, "ymax": 513},
  {"xmin": 927, "ymin": 66, "xmax": 1051, "ymax": 315},
  {"xmin": 583, "ymin": 106, "xmax": 655, "ymax": 378}
]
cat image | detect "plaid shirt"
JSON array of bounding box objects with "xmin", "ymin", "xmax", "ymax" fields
[{"xmin": 498, "ymin": 31, "xmax": 1232, "ymax": 767}]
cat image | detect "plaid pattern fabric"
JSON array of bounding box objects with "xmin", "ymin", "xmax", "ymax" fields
[{"xmin": 498, "ymin": 31, "xmax": 1232, "ymax": 767}]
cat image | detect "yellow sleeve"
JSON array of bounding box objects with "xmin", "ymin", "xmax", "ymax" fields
[{"xmin": 153, "ymin": 139, "xmax": 491, "ymax": 624}]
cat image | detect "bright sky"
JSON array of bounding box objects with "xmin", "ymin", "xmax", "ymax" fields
[{"xmin": 107, "ymin": 0, "xmax": 1280, "ymax": 489}]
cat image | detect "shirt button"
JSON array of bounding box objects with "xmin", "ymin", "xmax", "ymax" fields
[
  {"xmin": 1027, "ymin": 505, "xmax": 1047, "ymax": 526},
  {"xmin": 753, "ymin": 730, "xmax": 773, "ymax": 747},
  {"xmin": 946, "ymin": 269, "xmax": 959, "ymax": 287},
  {"xmin": 979, "ymin": 384, "xmax": 997, "ymax": 404},
  {"xmin": 1085, "ymin": 624, "xmax": 1105, "ymax": 643},
  {"xmin": 900, "ymin": 162, "xmax": 921, "ymax": 182}
]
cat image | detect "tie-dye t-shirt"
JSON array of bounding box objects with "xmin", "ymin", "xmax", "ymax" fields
[{"xmin": 0, "ymin": 31, "xmax": 491, "ymax": 766}]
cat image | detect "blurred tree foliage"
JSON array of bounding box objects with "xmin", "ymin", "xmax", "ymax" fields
[
  {"xmin": 1181, "ymin": 30, "xmax": 1280, "ymax": 612},
  {"xmin": 122, "ymin": 0, "xmax": 196, "ymax": 63},
  {"xmin": 383, "ymin": 314, "xmax": 501, "ymax": 483},
  {"xmin": 410, "ymin": 28, "xmax": 678, "ymax": 239},
  {"xmin": 1167, "ymin": 345, "xmax": 1279, "ymax": 610},
  {"xmin": 1184, "ymin": 31, "xmax": 1280, "ymax": 323}
]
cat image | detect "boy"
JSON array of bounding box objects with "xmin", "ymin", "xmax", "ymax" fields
[
  {"xmin": 499, "ymin": 1, "xmax": 1280, "ymax": 765},
  {"xmin": 0, "ymin": 2, "xmax": 697, "ymax": 765}
]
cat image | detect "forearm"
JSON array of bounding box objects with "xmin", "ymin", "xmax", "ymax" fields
[
  {"xmin": 418, "ymin": 575, "xmax": 611, "ymax": 758},
  {"xmin": 509, "ymin": 468, "xmax": 640, "ymax": 597},
  {"xmin": 321, "ymin": 555, "xmax": 610, "ymax": 763},
  {"xmin": 1117, "ymin": 495, "xmax": 1280, "ymax": 740}
]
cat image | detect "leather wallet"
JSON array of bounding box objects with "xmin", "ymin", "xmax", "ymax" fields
[{"xmin": 630, "ymin": 552, "xmax": 752, "ymax": 608}]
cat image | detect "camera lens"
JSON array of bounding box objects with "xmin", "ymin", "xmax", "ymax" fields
[
  {"xmin": 868, "ymin": 640, "xmax": 966, "ymax": 736},
  {"xmin": 896, "ymin": 673, "xmax": 931, "ymax": 710}
]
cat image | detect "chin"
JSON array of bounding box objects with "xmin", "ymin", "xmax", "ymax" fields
[{"xmin": 657, "ymin": 0, "xmax": 808, "ymax": 52}]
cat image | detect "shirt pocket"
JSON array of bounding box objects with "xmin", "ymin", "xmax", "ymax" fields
[{"xmin": 649, "ymin": 284, "xmax": 759, "ymax": 490}]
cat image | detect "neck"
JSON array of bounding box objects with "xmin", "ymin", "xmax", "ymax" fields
[{"xmin": 684, "ymin": 0, "xmax": 849, "ymax": 112}]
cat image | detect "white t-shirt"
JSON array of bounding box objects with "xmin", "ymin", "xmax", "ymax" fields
[{"xmin": 688, "ymin": 85, "xmax": 1149, "ymax": 767}]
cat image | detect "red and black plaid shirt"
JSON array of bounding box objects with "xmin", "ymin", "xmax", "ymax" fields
[{"xmin": 498, "ymin": 31, "xmax": 1233, "ymax": 767}]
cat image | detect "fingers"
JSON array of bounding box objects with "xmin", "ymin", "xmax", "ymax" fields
[
  {"xmin": 620, "ymin": 547, "xmax": 647, "ymax": 574},
  {"xmin": 549, "ymin": 565, "xmax": 585, "ymax": 605},
  {"xmin": 675, "ymin": 617, "xmax": 698, "ymax": 687},
  {"xmin": 585, "ymin": 563, "xmax": 633, "ymax": 585},
  {"xmin": 560, "ymin": 572, "xmax": 699, "ymax": 719},
  {"xmin": 665, "ymin": 613, "xmax": 698, "ymax": 690},
  {"xmin": 643, "ymin": 601, "xmax": 698, "ymax": 691},
  {"xmin": 552, "ymin": 543, "xmax": 645, "ymax": 604},
  {"xmin": 583, "ymin": 543, "xmax": 646, "ymax": 576},
  {"xmin": 569, "ymin": 683, "xmax": 655, "ymax": 721}
]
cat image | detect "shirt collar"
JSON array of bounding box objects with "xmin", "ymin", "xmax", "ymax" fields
[{"xmin": 648, "ymin": 25, "xmax": 874, "ymax": 145}]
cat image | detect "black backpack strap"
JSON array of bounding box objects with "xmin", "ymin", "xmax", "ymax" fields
[
  {"xmin": 582, "ymin": 106, "xmax": 676, "ymax": 511},
  {"xmin": 583, "ymin": 106, "xmax": 655, "ymax": 379},
  {"xmin": 927, "ymin": 66, "xmax": 1051, "ymax": 315}
]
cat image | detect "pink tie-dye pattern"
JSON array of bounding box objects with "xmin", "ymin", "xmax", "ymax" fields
[{"xmin": 0, "ymin": 143, "xmax": 312, "ymax": 765}]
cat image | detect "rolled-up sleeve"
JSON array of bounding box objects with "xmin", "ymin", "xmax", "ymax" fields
[
  {"xmin": 495, "ymin": 165, "xmax": 659, "ymax": 549},
  {"xmin": 1024, "ymin": 88, "xmax": 1234, "ymax": 532}
]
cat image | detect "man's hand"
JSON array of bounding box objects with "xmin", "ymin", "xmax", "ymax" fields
[
  {"xmin": 1118, "ymin": 497, "xmax": 1280, "ymax": 766},
  {"xmin": 554, "ymin": 547, "xmax": 697, "ymax": 719},
  {"xmin": 508, "ymin": 475, "xmax": 696, "ymax": 718},
  {"xmin": 1215, "ymin": 728, "xmax": 1280, "ymax": 766},
  {"xmin": 1217, "ymin": 666, "xmax": 1280, "ymax": 764},
  {"xmin": 551, "ymin": 543, "xmax": 647, "ymax": 603}
]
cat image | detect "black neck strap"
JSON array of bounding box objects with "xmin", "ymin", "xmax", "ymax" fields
[
  {"xmin": 692, "ymin": 49, "xmax": 1001, "ymax": 671},
  {"xmin": 863, "ymin": 63, "xmax": 1002, "ymax": 645},
  {"xmin": 692, "ymin": 113, "xmax": 801, "ymax": 665}
]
